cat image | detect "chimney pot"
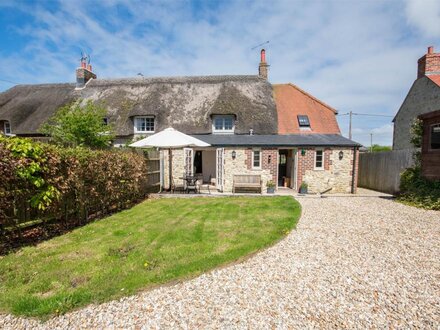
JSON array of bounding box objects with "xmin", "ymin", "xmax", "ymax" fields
[
  {"xmin": 418, "ymin": 45, "xmax": 440, "ymax": 79},
  {"xmin": 258, "ymin": 49, "xmax": 269, "ymax": 80},
  {"xmin": 76, "ymin": 62, "xmax": 97, "ymax": 88}
]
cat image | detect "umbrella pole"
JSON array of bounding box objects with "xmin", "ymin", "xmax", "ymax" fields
[{"xmin": 169, "ymin": 148, "xmax": 172, "ymax": 192}]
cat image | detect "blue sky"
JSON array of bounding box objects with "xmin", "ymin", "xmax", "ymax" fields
[{"xmin": 1, "ymin": 0, "xmax": 439, "ymax": 146}]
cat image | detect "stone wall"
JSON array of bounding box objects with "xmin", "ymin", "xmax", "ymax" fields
[
  {"xmin": 299, "ymin": 147, "xmax": 356, "ymax": 193},
  {"xmin": 163, "ymin": 149, "xmax": 184, "ymax": 189},
  {"xmin": 223, "ymin": 148, "xmax": 276, "ymax": 193},
  {"xmin": 393, "ymin": 77, "xmax": 440, "ymax": 150}
]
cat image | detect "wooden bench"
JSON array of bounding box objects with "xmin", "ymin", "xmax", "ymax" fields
[{"xmin": 233, "ymin": 174, "xmax": 262, "ymax": 194}]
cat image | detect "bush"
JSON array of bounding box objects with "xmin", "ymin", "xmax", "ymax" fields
[
  {"xmin": 398, "ymin": 167, "xmax": 440, "ymax": 210},
  {"xmin": 39, "ymin": 99, "xmax": 115, "ymax": 148},
  {"xmin": 0, "ymin": 136, "xmax": 150, "ymax": 242}
]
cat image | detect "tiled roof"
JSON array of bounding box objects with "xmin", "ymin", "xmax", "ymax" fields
[
  {"xmin": 192, "ymin": 134, "xmax": 360, "ymax": 147},
  {"xmin": 427, "ymin": 75, "xmax": 440, "ymax": 87},
  {"xmin": 273, "ymin": 83, "xmax": 341, "ymax": 135}
]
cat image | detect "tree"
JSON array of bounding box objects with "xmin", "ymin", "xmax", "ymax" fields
[
  {"xmin": 40, "ymin": 100, "xmax": 114, "ymax": 148},
  {"xmin": 370, "ymin": 144, "xmax": 392, "ymax": 152}
]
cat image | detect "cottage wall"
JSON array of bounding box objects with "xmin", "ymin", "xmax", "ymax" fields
[
  {"xmin": 298, "ymin": 147, "xmax": 356, "ymax": 193},
  {"xmin": 163, "ymin": 146, "xmax": 357, "ymax": 194},
  {"xmin": 222, "ymin": 148, "xmax": 276, "ymax": 193},
  {"xmin": 163, "ymin": 149, "xmax": 184, "ymax": 189}
]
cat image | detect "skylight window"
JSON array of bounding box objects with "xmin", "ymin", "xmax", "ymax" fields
[{"xmin": 297, "ymin": 115, "xmax": 310, "ymax": 127}]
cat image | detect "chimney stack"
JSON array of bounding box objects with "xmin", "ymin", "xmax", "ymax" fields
[
  {"xmin": 258, "ymin": 49, "xmax": 269, "ymax": 80},
  {"xmin": 76, "ymin": 57, "xmax": 97, "ymax": 88},
  {"xmin": 417, "ymin": 46, "xmax": 440, "ymax": 79}
]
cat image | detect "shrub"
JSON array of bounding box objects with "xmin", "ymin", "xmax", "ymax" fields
[
  {"xmin": 398, "ymin": 167, "xmax": 440, "ymax": 210},
  {"xmin": 0, "ymin": 136, "xmax": 151, "ymax": 244},
  {"xmin": 397, "ymin": 118, "xmax": 440, "ymax": 210},
  {"xmin": 39, "ymin": 99, "xmax": 115, "ymax": 148}
]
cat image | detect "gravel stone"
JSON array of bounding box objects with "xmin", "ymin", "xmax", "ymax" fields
[{"xmin": 1, "ymin": 190, "xmax": 439, "ymax": 329}]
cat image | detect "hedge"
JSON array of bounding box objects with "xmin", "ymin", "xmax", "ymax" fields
[{"xmin": 0, "ymin": 136, "xmax": 151, "ymax": 240}]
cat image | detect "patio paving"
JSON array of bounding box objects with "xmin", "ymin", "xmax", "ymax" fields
[{"xmin": 1, "ymin": 190, "xmax": 439, "ymax": 329}]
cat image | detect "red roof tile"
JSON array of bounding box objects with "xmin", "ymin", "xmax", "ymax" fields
[
  {"xmin": 428, "ymin": 75, "xmax": 440, "ymax": 87},
  {"xmin": 273, "ymin": 83, "xmax": 341, "ymax": 135}
]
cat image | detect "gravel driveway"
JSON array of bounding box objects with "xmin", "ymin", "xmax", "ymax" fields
[{"xmin": 1, "ymin": 192, "xmax": 439, "ymax": 329}]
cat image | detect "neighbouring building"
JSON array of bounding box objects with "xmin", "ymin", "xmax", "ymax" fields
[
  {"xmin": 393, "ymin": 46, "xmax": 440, "ymax": 150},
  {"xmin": 0, "ymin": 50, "xmax": 360, "ymax": 194},
  {"xmin": 418, "ymin": 110, "xmax": 440, "ymax": 180}
]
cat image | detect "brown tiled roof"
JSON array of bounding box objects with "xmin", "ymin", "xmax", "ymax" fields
[
  {"xmin": 427, "ymin": 75, "xmax": 440, "ymax": 87},
  {"xmin": 273, "ymin": 83, "xmax": 340, "ymax": 135}
]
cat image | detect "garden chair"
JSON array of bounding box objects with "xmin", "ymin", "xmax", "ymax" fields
[
  {"xmin": 171, "ymin": 176, "xmax": 185, "ymax": 193},
  {"xmin": 195, "ymin": 174, "xmax": 210, "ymax": 194},
  {"xmin": 185, "ymin": 176, "xmax": 199, "ymax": 194}
]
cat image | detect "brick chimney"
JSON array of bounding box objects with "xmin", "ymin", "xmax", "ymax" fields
[
  {"xmin": 76, "ymin": 59, "xmax": 97, "ymax": 88},
  {"xmin": 258, "ymin": 49, "xmax": 269, "ymax": 79},
  {"xmin": 417, "ymin": 46, "xmax": 440, "ymax": 79}
]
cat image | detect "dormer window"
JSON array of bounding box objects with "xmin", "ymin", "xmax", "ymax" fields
[
  {"xmin": 297, "ymin": 115, "xmax": 310, "ymax": 128},
  {"xmin": 212, "ymin": 115, "xmax": 234, "ymax": 134},
  {"xmin": 134, "ymin": 116, "xmax": 155, "ymax": 133},
  {"xmin": 3, "ymin": 121, "xmax": 11, "ymax": 135}
]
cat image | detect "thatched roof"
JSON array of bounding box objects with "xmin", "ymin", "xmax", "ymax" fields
[{"xmin": 0, "ymin": 75, "xmax": 278, "ymax": 136}]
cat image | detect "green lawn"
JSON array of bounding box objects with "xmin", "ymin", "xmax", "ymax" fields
[{"xmin": 0, "ymin": 196, "xmax": 301, "ymax": 318}]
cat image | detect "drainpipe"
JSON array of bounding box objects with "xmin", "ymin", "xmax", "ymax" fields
[{"xmin": 351, "ymin": 147, "xmax": 357, "ymax": 194}]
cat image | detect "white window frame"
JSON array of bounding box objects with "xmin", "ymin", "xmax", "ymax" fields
[
  {"xmin": 314, "ymin": 149, "xmax": 324, "ymax": 170},
  {"xmin": 252, "ymin": 148, "xmax": 262, "ymax": 170},
  {"xmin": 134, "ymin": 116, "xmax": 155, "ymax": 133},
  {"xmin": 4, "ymin": 121, "xmax": 11, "ymax": 135},
  {"xmin": 212, "ymin": 115, "xmax": 235, "ymax": 134}
]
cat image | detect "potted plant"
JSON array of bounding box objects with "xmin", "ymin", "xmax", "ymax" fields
[
  {"xmin": 266, "ymin": 181, "xmax": 276, "ymax": 194},
  {"xmin": 299, "ymin": 182, "xmax": 308, "ymax": 194}
]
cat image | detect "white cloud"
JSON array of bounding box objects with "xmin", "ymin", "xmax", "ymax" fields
[
  {"xmin": 405, "ymin": 0, "xmax": 440, "ymax": 37},
  {"xmin": 0, "ymin": 0, "xmax": 438, "ymax": 146}
]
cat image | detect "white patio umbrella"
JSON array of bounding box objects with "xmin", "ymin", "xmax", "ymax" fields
[{"xmin": 129, "ymin": 128, "xmax": 210, "ymax": 191}]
